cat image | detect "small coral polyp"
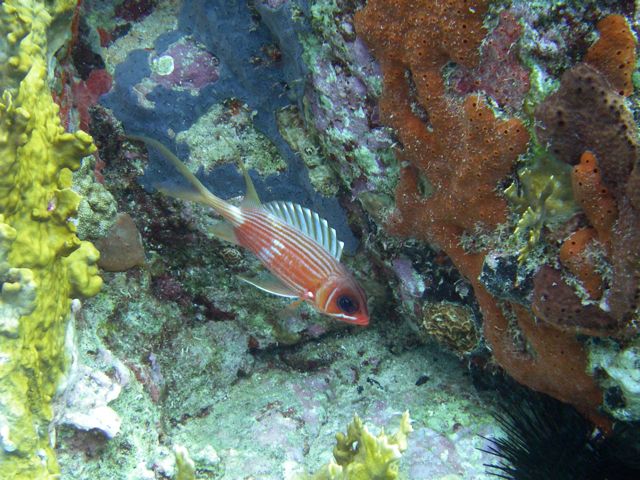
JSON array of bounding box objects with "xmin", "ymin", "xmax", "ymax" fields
[{"xmin": 0, "ymin": 0, "xmax": 101, "ymax": 477}]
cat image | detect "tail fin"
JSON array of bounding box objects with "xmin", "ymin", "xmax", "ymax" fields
[{"xmin": 127, "ymin": 134, "xmax": 228, "ymax": 212}]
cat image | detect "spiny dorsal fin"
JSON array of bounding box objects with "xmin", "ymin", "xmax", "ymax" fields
[{"xmin": 262, "ymin": 201, "xmax": 344, "ymax": 260}]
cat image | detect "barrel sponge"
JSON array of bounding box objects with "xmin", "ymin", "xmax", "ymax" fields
[{"xmin": 0, "ymin": 0, "xmax": 101, "ymax": 477}]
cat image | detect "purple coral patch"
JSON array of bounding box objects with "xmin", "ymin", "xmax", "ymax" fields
[
  {"xmin": 452, "ymin": 11, "xmax": 530, "ymax": 110},
  {"xmin": 150, "ymin": 38, "xmax": 219, "ymax": 92}
]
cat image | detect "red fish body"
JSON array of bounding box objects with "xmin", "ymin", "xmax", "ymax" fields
[{"xmin": 131, "ymin": 135, "xmax": 369, "ymax": 325}]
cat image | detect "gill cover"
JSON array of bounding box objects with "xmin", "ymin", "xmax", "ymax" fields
[{"xmin": 315, "ymin": 275, "xmax": 369, "ymax": 325}]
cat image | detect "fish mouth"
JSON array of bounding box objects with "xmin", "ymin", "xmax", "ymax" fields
[{"xmin": 329, "ymin": 313, "xmax": 369, "ymax": 325}]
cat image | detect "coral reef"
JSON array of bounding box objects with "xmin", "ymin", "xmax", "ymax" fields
[
  {"xmin": 558, "ymin": 227, "xmax": 603, "ymax": 299},
  {"xmin": 536, "ymin": 64, "xmax": 636, "ymax": 197},
  {"xmin": 0, "ymin": 0, "xmax": 102, "ymax": 477},
  {"xmin": 20, "ymin": 0, "xmax": 640, "ymax": 477},
  {"xmin": 531, "ymin": 266, "xmax": 619, "ymax": 336},
  {"xmin": 571, "ymin": 151, "xmax": 618, "ymax": 247},
  {"xmin": 584, "ymin": 14, "xmax": 637, "ymax": 97},
  {"xmin": 534, "ymin": 13, "xmax": 639, "ymax": 334},
  {"xmin": 101, "ymin": 0, "xmax": 358, "ymax": 249}
]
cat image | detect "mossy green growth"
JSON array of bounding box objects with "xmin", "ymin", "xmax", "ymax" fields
[
  {"xmin": 277, "ymin": 106, "xmax": 340, "ymax": 196},
  {"xmin": 304, "ymin": 412, "xmax": 413, "ymax": 480},
  {"xmin": 504, "ymin": 137, "xmax": 576, "ymax": 262},
  {"xmin": 174, "ymin": 445, "xmax": 197, "ymax": 480},
  {"xmin": 0, "ymin": 0, "xmax": 102, "ymax": 477},
  {"xmin": 175, "ymin": 101, "xmax": 286, "ymax": 177}
]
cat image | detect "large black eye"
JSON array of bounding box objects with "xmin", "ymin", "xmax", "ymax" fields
[{"xmin": 337, "ymin": 295, "xmax": 358, "ymax": 314}]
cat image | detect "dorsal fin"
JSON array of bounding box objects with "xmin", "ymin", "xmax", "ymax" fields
[
  {"xmin": 239, "ymin": 161, "xmax": 261, "ymax": 208},
  {"xmin": 262, "ymin": 201, "xmax": 344, "ymax": 260}
]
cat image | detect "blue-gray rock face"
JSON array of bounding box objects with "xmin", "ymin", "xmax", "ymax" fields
[{"xmin": 103, "ymin": 0, "xmax": 357, "ymax": 250}]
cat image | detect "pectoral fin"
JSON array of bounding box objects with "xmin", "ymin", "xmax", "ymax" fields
[
  {"xmin": 207, "ymin": 221, "xmax": 238, "ymax": 245},
  {"xmin": 237, "ymin": 272, "xmax": 298, "ymax": 298}
]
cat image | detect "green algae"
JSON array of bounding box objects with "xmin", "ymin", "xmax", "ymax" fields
[
  {"xmin": 504, "ymin": 51, "xmax": 577, "ymax": 262},
  {"xmin": 504, "ymin": 138, "xmax": 577, "ymax": 262},
  {"xmin": 277, "ymin": 106, "xmax": 340, "ymax": 196}
]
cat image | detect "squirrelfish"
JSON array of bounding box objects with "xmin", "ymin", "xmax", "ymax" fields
[{"xmin": 131, "ymin": 136, "xmax": 369, "ymax": 325}]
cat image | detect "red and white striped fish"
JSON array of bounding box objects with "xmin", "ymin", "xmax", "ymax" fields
[{"xmin": 132, "ymin": 136, "xmax": 369, "ymax": 325}]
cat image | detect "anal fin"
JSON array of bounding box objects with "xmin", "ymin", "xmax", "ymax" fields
[{"xmin": 237, "ymin": 271, "xmax": 298, "ymax": 298}]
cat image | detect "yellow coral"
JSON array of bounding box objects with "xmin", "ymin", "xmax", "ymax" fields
[
  {"xmin": 305, "ymin": 412, "xmax": 412, "ymax": 480},
  {"xmin": 0, "ymin": 0, "xmax": 101, "ymax": 477},
  {"xmin": 174, "ymin": 445, "xmax": 197, "ymax": 480}
]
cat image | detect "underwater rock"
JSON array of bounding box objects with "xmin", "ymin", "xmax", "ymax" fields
[
  {"xmin": 149, "ymin": 37, "xmax": 219, "ymax": 92},
  {"xmin": 96, "ymin": 213, "xmax": 146, "ymax": 271},
  {"xmin": 479, "ymin": 251, "xmax": 534, "ymax": 305},
  {"xmin": 102, "ymin": 0, "xmax": 358, "ymax": 252},
  {"xmin": 590, "ymin": 337, "xmax": 640, "ymax": 422},
  {"xmin": 161, "ymin": 319, "xmax": 254, "ymax": 419},
  {"xmin": 55, "ymin": 366, "xmax": 123, "ymax": 439}
]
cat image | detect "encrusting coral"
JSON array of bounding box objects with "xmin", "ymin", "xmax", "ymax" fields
[
  {"xmin": 420, "ymin": 302, "xmax": 479, "ymax": 357},
  {"xmin": 0, "ymin": 0, "xmax": 102, "ymax": 477},
  {"xmin": 303, "ymin": 412, "xmax": 412, "ymax": 480}
]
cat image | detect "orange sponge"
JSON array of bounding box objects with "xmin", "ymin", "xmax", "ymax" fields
[
  {"xmin": 571, "ymin": 151, "xmax": 618, "ymax": 247},
  {"xmin": 585, "ymin": 14, "xmax": 637, "ymax": 96},
  {"xmin": 559, "ymin": 228, "xmax": 602, "ymax": 299}
]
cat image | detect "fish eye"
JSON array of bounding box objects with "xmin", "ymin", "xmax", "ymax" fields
[{"xmin": 337, "ymin": 295, "xmax": 358, "ymax": 315}]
